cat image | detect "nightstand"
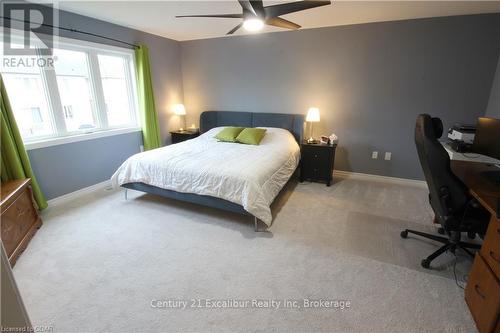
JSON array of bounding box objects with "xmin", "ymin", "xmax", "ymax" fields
[
  {"xmin": 170, "ymin": 130, "xmax": 200, "ymax": 144},
  {"xmin": 300, "ymin": 142, "xmax": 337, "ymax": 186}
]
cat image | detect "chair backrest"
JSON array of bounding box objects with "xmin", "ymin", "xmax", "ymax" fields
[{"xmin": 414, "ymin": 114, "xmax": 468, "ymax": 228}]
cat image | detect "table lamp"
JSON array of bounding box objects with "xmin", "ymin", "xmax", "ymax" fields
[
  {"xmin": 173, "ymin": 104, "xmax": 186, "ymax": 131},
  {"xmin": 306, "ymin": 107, "xmax": 320, "ymax": 143}
]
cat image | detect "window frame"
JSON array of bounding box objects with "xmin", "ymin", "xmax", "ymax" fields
[{"xmin": 1, "ymin": 30, "xmax": 141, "ymax": 150}]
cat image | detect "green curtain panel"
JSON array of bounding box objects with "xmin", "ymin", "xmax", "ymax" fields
[
  {"xmin": 135, "ymin": 44, "xmax": 162, "ymax": 150},
  {"xmin": 0, "ymin": 74, "xmax": 47, "ymax": 210}
]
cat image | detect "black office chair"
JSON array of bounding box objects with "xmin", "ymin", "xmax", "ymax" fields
[{"xmin": 401, "ymin": 114, "xmax": 490, "ymax": 269}]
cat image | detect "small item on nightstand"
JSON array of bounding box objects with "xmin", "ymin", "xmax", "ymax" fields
[
  {"xmin": 320, "ymin": 135, "xmax": 330, "ymax": 145},
  {"xmin": 319, "ymin": 133, "xmax": 339, "ymax": 145},
  {"xmin": 329, "ymin": 133, "xmax": 339, "ymax": 145}
]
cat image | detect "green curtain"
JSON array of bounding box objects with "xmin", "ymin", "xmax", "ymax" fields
[
  {"xmin": 135, "ymin": 44, "xmax": 162, "ymax": 150},
  {"xmin": 0, "ymin": 74, "xmax": 47, "ymax": 210}
]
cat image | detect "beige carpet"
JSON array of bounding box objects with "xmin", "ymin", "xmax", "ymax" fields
[{"xmin": 13, "ymin": 176, "xmax": 477, "ymax": 333}]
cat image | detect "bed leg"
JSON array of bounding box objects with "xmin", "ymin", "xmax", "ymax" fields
[
  {"xmin": 124, "ymin": 189, "xmax": 128, "ymax": 201},
  {"xmin": 254, "ymin": 217, "xmax": 268, "ymax": 232}
]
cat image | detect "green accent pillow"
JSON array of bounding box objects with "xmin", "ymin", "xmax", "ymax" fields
[
  {"xmin": 214, "ymin": 127, "xmax": 245, "ymax": 142},
  {"xmin": 236, "ymin": 128, "xmax": 267, "ymax": 145}
]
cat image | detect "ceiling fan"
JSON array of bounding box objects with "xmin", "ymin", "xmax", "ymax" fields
[{"xmin": 176, "ymin": 0, "xmax": 332, "ymax": 35}]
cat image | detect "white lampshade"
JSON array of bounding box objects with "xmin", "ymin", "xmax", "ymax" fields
[
  {"xmin": 306, "ymin": 107, "xmax": 320, "ymax": 122},
  {"xmin": 173, "ymin": 104, "xmax": 186, "ymax": 116}
]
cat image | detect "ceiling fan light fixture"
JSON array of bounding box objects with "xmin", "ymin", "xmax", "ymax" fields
[
  {"xmin": 243, "ymin": 18, "xmax": 264, "ymax": 32},
  {"xmin": 175, "ymin": 1, "xmax": 331, "ymax": 35}
]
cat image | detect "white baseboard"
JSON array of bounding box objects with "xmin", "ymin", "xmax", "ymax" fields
[
  {"xmin": 45, "ymin": 171, "xmax": 425, "ymax": 209},
  {"xmin": 334, "ymin": 170, "xmax": 427, "ymax": 188},
  {"xmin": 47, "ymin": 180, "xmax": 113, "ymax": 208}
]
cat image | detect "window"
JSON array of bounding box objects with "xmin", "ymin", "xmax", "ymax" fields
[
  {"xmin": 1, "ymin": 46, "xmax": 55, "ymax": 138},
  {"xmin": 1, "ymin": 34, "xmax": 139, "ymax": 146},
  {"xmin": 98, "ymin": 54, "xmax": 136, "ymax": 127},
  {"xmin": 54, "ymin": 49, "xmax": 98, "ymax": 132}
]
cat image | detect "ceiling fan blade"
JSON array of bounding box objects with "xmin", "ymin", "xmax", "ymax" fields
[
  {"xmin": 238, "ymin": 0, "xmax": 256, "ymax": 15},
  {"xmin": 176, "ymin": 14, "xmax": 243, "ymax": 19},
  {"xmin": 227, "ymin": 23, "xmax": 243, "ymax": 35},
  {"xmin": 250, "ymin": 0, "xmax": 265, "ymax": 16},
  {"xmin": 264, "ymin": 0, "xmax": 331, "ymax": 18},
  {"xmin": 265, "ymin": 17, "xmax": 301, "ymax": 30}
]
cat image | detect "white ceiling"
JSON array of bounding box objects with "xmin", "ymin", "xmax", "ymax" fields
[{"xmin": 57, "ymin": 1, "xmax": 500, "ymax": 41}]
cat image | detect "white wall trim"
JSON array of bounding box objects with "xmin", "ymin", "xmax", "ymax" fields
[
  {"xmin": 25, "ymin": 127, "xmax": 142, "ymax": 151},
  {"xmin": 334, "ymin": 170, "xmax": 428, "ymax": 188},
  {"xmin": 45, "ymin": 171, "xmax": 426, "ymax": 210},
  {"xmin": 47, "ymin": 180, "xmax": 114, "ymax": 208}
]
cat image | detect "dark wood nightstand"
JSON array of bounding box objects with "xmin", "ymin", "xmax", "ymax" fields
[
  {"xmin": 170, "ymin": 130, "xmax": 200, "ymax": 144},
  {"xmin": 300, "ymin": 142, "xmax": 337, "ymax": 186}
]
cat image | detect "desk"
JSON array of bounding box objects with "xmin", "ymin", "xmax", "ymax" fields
[
  {"xmin": 451, "ymin": 161, "xmax": 500, "ymax": 333},
  {"xmin": 443, "ymin": 142, "xmax": 500, "ymax": 164}
]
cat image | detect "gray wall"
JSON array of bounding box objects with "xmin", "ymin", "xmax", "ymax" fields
[
  {"xmin": 4, "ymin": 8, "xmax": 500, "ymax": 199},
  {"xmin": 3, "ymin": 5, "xmax": 184, "ymax": 199},
  {"xmin": 486, "ymin": 55, "xmax": 500, "ymax": 118},
  {"xmin": 27, "ymin": 132, "xmax": 142, "ymax": 200},
  {"xmin": 181, "ymin": 14, "xmax": 500, "ymax": 180}
]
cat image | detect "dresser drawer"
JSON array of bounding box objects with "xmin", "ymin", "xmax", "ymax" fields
[
  {"xmin": 302, "ymin": 146, "xmax": 332, "ymax": 165},
  {"xmin": 465, "ymin": 254, "xmax": 500, "ymax": 333},
  {"xmin": 481, "ymin": 216, "xmax": 500, "ymax": 279},
  {"xmin": 302, "ymin": 163, "xmax": 329, "ymax": 180},
  {"xmin": 1, "ymin": 188, "xmax": 39, "ymax": 257}
]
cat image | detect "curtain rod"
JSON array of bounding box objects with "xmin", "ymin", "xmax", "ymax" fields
[{"xmin": 1, "ymin": 16, "xmax": 139, "ymax": 49}]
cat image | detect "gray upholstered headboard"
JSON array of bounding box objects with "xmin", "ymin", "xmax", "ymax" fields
[{"xmin": 200, "ymin": 111, "xmax": 305, "ymax": 143}]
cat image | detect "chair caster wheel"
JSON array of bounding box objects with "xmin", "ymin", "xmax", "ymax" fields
[
  {"xmin": 467, "ymin": 232, "xmax": 476, "ymax": 240},
  {"xmin": 438, "ymin": 227, "xmax": 445, "ymax": 235},
  {"xmin": 421, "ymin": 259, "xmax": 431, "ymax": 269},
  {"xmin": 400, "ymin": 230, "xmax": 408, "ymax": 239}
]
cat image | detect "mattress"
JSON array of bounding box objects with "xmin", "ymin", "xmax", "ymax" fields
[{"xmin": 111, "ymin": 127, "xmax": 301, "ymax": 225}]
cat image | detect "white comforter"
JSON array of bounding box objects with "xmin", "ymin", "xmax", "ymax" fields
[{"xmin": 111, "ymin": 127, "xmax": 300, "ymax": 225}]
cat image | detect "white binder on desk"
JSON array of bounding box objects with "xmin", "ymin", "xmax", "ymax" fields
[{"xmin": 441, "ymin": 141, "xmax": 500, "ymax": 164}]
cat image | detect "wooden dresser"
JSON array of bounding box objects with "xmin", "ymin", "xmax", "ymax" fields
[
  {"xmin": 1, "ymin": 179, "xmax": 43, "ymax": 267},
  {"xmin": 452, "ymin": 161, "xmax": 500, "ymax": 333}
]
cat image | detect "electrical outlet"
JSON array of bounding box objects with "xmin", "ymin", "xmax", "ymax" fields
[
  {"xmin": 372, "ymin": 151, "xmax": 378, "ymax": 159},
  {"xmin": 385, "ymin": 152, "xmax": 392, "ymax": 161},
  {"xmin": 140, "ymin": 145, "xmax": 144, "ymax": 152}
]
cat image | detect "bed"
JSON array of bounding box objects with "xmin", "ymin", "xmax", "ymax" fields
[{"xmin": 111, "ymin": 111, "xmax": 305, "ymax": 231}]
